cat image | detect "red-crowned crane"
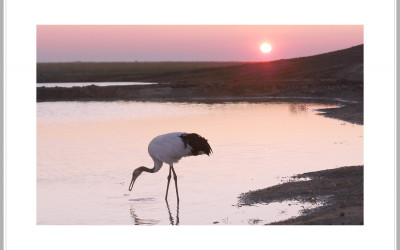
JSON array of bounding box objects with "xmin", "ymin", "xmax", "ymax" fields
[{"xmin": 129, "ymin": 132, "xmax": 212, "ymax": 201}]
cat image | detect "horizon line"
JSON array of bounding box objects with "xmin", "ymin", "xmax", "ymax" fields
[{"xmin": 36, "ymin": 44, "xmax": 363, "ymax": 64}]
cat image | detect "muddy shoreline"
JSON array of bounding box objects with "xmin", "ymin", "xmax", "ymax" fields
[
  {"xmin": 315, "ymin": 102, "xmax": 363, "ymax": 125},
  {"xmin": 239, "ymin": 165, "xmax": 363, "ymax": 225}
]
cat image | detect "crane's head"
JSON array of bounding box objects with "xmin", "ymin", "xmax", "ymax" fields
[{"xmin": 129, "ymin": 167, "xmax": 144, "ymax": 191}]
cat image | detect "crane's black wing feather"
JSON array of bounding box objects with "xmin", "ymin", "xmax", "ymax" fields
[{"xmin": 179, "ymin": 133, "xmax": 212, "ymax": 156}]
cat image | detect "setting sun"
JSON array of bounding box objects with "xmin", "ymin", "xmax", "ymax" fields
[{"xmin": 260, "ymin": 43, "xmax": 272, "ymax": 53}]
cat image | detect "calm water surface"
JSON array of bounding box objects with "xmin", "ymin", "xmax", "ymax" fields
[
  {"xmin": 37, "ymin": 101, "xmax": 363, "ymax": 225},
  {"xmin": 37, "ymin": 82, "xmax": 157, "ymax": 88}
]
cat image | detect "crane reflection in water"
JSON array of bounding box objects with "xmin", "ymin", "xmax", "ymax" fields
[{"xmin": 130, "ymin": 201, "xmax": 179, "ymax": 225}]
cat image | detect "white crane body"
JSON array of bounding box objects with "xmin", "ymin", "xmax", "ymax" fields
[
  {"xmin": 148, "ymin": 132, "xmax": 192, "ymax": 172},
  {"xmin": 129, "ymin": 132, "xmax": 212, "ymax": 201}
]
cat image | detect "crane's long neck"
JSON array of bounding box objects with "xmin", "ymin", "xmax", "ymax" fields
[
  {"xmin": 136, "ymin": 166, "xmax": 154, "ymax": 174},
  {"xmin": 129, "ymin": 160, "xmax": 163, "ymax": 191},
  {"xmin": 129, "ymin": 166, "xmax": 153, "ymax": 191}
]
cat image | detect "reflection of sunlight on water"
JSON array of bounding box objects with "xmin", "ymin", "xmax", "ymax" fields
[
  {"xmin": 37, "ymin": 82, "xmax": 157, "ymax": 88},
  {"xmin": 37, "ymin": 101, "xmax": 223, "ymax": 122},
  {"xmin": 37, "ymin": 101, "xmax": 337, "ymax": 123},
  {"xmin": 37, "ymin": 101, "xmax": 363, "ymax": 225}
]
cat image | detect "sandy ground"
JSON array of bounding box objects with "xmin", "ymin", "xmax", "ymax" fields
[{"xmin": 239, "ymin": 166, "xmax": 363, "ymax": 225}]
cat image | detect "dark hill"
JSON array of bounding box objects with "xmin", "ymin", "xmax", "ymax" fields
[{"xmin": 37, "ymin": 44, "xmax": 363, "ymax": 103}]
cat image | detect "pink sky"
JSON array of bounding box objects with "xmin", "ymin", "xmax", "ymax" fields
[{"xmin": 37, "ymin": 25, "xmax": 363, "ymax": 62}]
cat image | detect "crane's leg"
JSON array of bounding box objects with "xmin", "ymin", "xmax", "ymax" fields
[
  {"xmin": 176, "ymin": 200, "xmax": 180, "ymax": 225},
  {"xmin": 171, "ymin": 166, "xmax": 180, "ymax": 201},
  {"xmin": 165, "ymin": 199, "xmax": 175, "ymax": 225},
  {"xmin": 165, "ymin": 166, "xmax": 172, "ymax": 201}
]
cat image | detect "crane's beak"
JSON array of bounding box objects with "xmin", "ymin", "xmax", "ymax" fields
[{"xmin": 129, "ymin": 173, "xmax": 137, "ymax": 191}]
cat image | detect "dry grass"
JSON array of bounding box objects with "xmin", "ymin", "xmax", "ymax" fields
[{"xmin": 37, "ymin": 61, "xmax": 244, "ymax": 83}]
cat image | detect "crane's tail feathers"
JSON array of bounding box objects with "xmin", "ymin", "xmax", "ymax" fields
[{"xmin": 179, "ymin": 133, "xmax": 213, "ymax": 156}]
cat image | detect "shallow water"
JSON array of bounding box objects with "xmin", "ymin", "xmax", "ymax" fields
[
  {"xmin": 37, "ymin": 101, "xmax": 363, "ymax": 225},
  {"xmin": 36, "ymin": 82, "xmax": 157, "ymax": 88}
]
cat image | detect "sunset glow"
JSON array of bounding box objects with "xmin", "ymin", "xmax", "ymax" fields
[
  {"xmin": 36, "ymin": 25, "xmax": 363, "ymax": 62},
  {"xmin": 260, "ymin": 43, "xmax": 272, "ymax": 53}
]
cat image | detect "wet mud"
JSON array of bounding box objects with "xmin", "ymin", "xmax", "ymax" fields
[{"xmin": 239, "ymin": 166, "xmax": 363, "ymax": 225}]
